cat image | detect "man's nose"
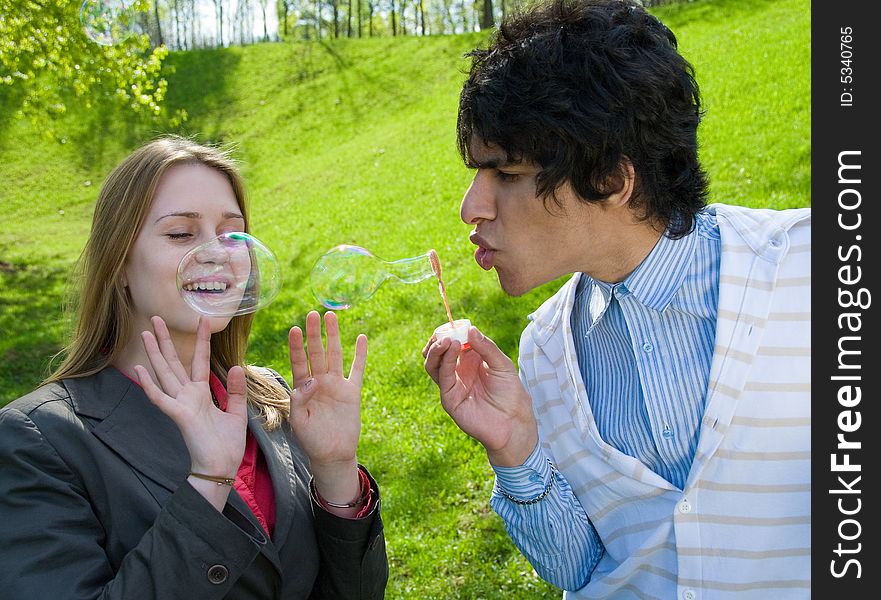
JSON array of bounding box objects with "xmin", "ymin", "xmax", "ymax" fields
[{"xmin": 460, "ymin": 171, "xmax": 496, "ymax": 225}]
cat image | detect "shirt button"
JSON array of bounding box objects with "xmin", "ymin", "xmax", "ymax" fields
[
  {"xmin": 683, "ymin": 589, "xmax": 696, "ymax": 600},
  {"xmin": 678, "ymin": 500, "xmax": 692, "ymax": 514},
  {"xmin": 662, "ymin": 428, "xmax": 674, "ymax": 440},
  {"xmin": 528, "ymin": 473, "xmax": 544, "ymax": 485},
  {"xmin": 642, "ymin": 341, "xmax": 654, "ymax": 353},
  {"xmin": 207, "ymin": 564, "xmax": 229, "ymax": 585}
]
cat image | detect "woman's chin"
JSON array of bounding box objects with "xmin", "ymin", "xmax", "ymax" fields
[{"xmin": 206, "ymin": 315, "xmax": 234, "ymax": 333}]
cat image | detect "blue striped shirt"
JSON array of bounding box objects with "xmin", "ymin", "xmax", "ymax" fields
[{"xmin": 491, "ymin": 210, "xmax": 722, "ymax": 590}]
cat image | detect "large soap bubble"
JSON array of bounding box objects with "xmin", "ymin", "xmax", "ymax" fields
[
  {"xmin": 309, "ymin": 245, "xmax": 437, "ymax": 310},
  {"xmin": 80, "ymin": 0, "xmax": 144, "ymax": 46},
  {"xmin": 177, "ymin": 232, "xmax": 281, "ymax": 317}
]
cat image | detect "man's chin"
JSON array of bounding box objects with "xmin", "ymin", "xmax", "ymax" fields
[
  {"xmin": 496, "ymin": 271, "xmax": 531, "ymax": 297},
  {"xmin": 497, "ymin": 268, "xmax": 566, "ymax": 297}
]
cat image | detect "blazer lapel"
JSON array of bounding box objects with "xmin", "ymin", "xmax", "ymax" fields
[
  {"xmin": 68, "ymin": 368, "xmax": 190, "ymax": 493},
  {"xmin": 249, "ymin": 410, "xmax": 298, "ymax": 548},
  {"xmin": 68, "ymin": 367, "xmax": 284, "ymax": 576}
]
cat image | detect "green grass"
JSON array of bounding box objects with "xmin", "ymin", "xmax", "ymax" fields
[{"xmin": 0, "ymin": 0, "xmax": 809, "ymax": 597}]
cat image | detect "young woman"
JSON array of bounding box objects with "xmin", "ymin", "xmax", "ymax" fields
[{"xmin": 0, "ymin": 135, "xmax": 388, "ymax": 599}]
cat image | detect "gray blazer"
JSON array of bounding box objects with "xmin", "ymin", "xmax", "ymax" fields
[{"xmin": 0, "ymin": 367, "xmax": 388, "ymax": 599}]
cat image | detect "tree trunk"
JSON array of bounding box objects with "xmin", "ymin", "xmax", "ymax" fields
[
  {"xmin": 173, "ymin": 0, "xmax": 181, "ymax": 49},
  {"xmin": 153, "ymin": 0, "xmax": 164, "ymax": 45},
  {"xmin": 482, "ymin": 0, "xmax": 495, "ymax": 30},
  {"xmin": 390, "ymin": 0, "xmax": 397, "ymax": 36},
  {"xmin": 443, "ymin": 0, "xmax": 454, "ymax": 34},
  {"xmin": 217, "ymin": 1, "xmax": 224, "ymax": 47},
  {"xmin": 315, "ymin": 0, "xmax": 321, "ymax": 39},
  {"xmin": 400, "ymin": 3, "xmax": 406, "ymax": 35}
]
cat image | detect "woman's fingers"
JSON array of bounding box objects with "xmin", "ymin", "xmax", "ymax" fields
[
  {"xmin": 149, "ymin": 316, "xmax": 188, "ymax": 384},
  {"xmin": 324, "ymin": 311, "xmax": 344, "ymax": 376},
  {"xmin": 189, "ymin": 317, "xmax": 212, "ymax": 383},
  {"xmin": 289, "ymin": 325, "xmax": 310, "ymax": 387},
  {"xmin": 305, "ymin": 310, "xmax": 327, "ymax": 375},
  {"xmin": 140, "ymin": 330, "xmax": 182, "ymax": 397},
  {"xmin": 225, "ymin": 365, "xmax": 248, "ymax": 421},
  {"xmin": 348, "ymin": 334, "xmax": 368, "ymax": 388},
  {"xmin": 133, "ymin": 364, "xmax": 175, "ymax": 417},
  {"xmin": 290, "ymin": 310, "xmax": 367, "ymax": 388},
  {"xmin": 289, "ymin": 377, "xmax": 317, "ymax": 413}
]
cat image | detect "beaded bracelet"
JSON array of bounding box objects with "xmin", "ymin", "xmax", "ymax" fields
[{"xmin": 496, "ymin": 460, "xmax": 557, "ymax": 506}]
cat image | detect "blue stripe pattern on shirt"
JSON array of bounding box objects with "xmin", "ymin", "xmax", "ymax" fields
[
  {"xmin": 490, "ymin": 210, "xmax": 721, "ymax": 590},
  {"xmin": 571, "ymin": 210, "xmax": 721, "ymax": 489},
  {"xmin": 492, "ymin": 444, "xmax": 603, "ymax": 590}
]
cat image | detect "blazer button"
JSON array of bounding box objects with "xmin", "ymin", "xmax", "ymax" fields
[{"xmin": 207, "ymin": 564, "xmax": 229, "ymax": 585}]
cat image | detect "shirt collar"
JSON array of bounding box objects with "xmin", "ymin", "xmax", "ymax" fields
[{"xmin": 618, "ymin": 218, "xmax": 699, "ymax": 312}]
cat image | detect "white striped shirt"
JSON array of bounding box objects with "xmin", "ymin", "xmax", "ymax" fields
[{"xmin": 491, "ymin": 204, "xmax": 811, "ymax": 597}]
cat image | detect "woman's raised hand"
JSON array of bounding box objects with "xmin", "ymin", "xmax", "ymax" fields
[
  {"xmin": 287, "ymin": 311, "xmax": 367, "ymax": 505},
  {"xmin": 133, "ymin": 316, "xmax": 248, "ymax": 482}
]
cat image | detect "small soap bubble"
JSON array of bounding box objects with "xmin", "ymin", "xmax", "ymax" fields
[
  {"xmin": 177, "ymin": 232, "xmax": 281, "ymax": 317},
  {"xmin": 80, "ymin": 0, "xmax": 144, "ymax": 46}
]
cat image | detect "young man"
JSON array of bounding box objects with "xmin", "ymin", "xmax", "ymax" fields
[{"xmin": 423, "ymin": 0, "xmax": 810, "ymax": 597}]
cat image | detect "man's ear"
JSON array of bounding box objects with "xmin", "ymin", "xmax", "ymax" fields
[{"xmin": 604, "ymin": 158, "xmax": 636, "ymax": 208}]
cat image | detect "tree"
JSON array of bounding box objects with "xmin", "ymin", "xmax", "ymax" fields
[
  {"xmin": 277, "ymin": 0, "xmax": 288, "ymax": 36},
  {"xmin": 211, "ymin": 0, "xmax": 224, "ymax": 45},
  {"xmin": 0, "ymin": 0, "xmax": 170, "ymax": 130},
  {"xmin": 390, "ymin": 0, "xmax": 397, "ymax": 35},
  {"xmin": 259, "ymin": 0, "xmax": 271, "ymax": 41},
  {"xmin": 479, "ymin": 0, "xmax": 493, "ymax": 30}
]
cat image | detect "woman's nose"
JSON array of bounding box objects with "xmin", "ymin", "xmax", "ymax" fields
[
  {"xmin": 460, "ymin": 171, "xmax": 496, "ymax": 225},
  {"xmin": 194, "ymin": 238, "xmax": 230, "ymax": 264}
]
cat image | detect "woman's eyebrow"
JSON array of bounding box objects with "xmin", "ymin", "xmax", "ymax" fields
[
  {"xmin": 154, "ymin": 211, "xmax": 244, "ymax": 224},
  {"xmin": 155, "ymin": 211, "xmax": 200, "ymax": 224}
]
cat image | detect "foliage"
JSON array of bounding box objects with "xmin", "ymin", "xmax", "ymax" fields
[{"xmin": 0, "ymin": 0, "xmax": 171, "ymax": 133}]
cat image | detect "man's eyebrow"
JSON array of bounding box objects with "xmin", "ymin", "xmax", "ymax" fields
[
  {"xmin": 154, "ymin": 211, "xmax": 245, "ymax": 224},
  {"xmin": 470, "ymin": 158, "xmax": 516, "ymax": 169}
]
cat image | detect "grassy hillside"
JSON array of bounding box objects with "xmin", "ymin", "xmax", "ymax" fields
[{"xmin": 0, "ymin": 0, "xmax": 809, "ymax": 597}]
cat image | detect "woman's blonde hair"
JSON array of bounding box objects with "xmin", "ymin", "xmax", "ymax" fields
[{"xmin": 45, "ymin": 135, "xmax": 290, "ymax": 428}]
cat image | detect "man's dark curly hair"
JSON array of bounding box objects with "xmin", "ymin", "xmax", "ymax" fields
[{"xmin": 457, "ymin": 0, "xmax": 709, "ymax": 237}]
